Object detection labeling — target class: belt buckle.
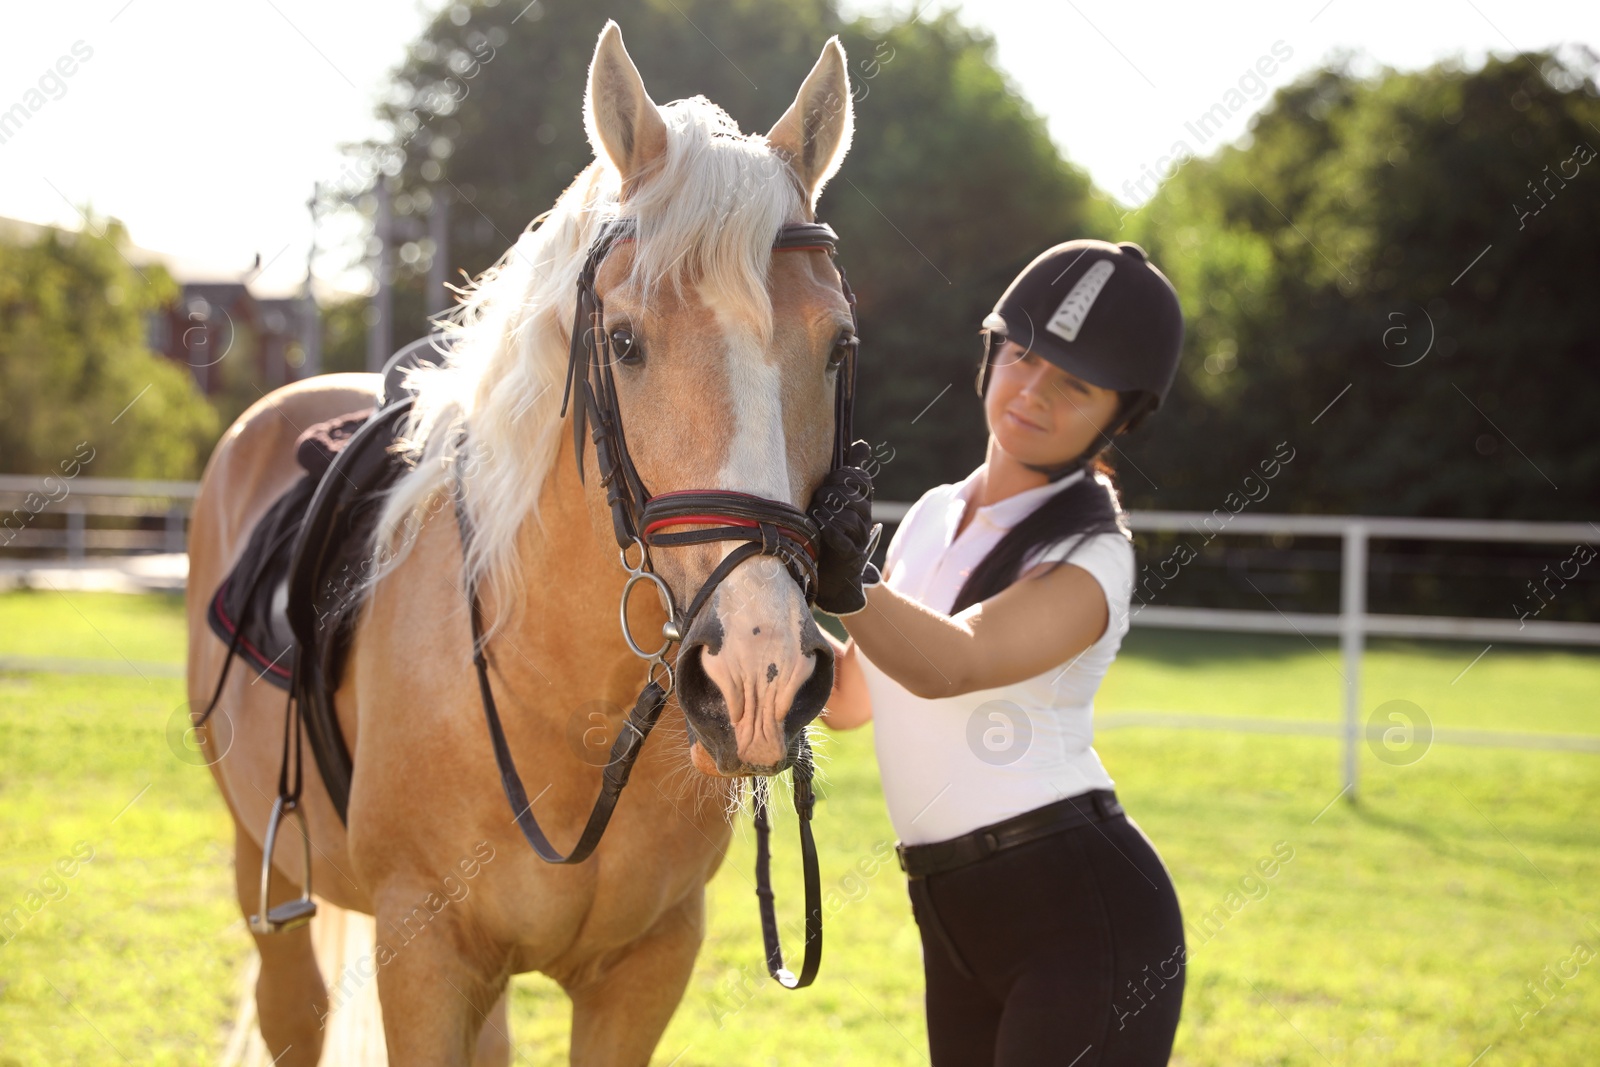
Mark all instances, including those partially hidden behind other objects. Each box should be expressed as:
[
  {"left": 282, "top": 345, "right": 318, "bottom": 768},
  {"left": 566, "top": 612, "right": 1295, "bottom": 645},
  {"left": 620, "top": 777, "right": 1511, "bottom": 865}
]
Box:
[{"left": 894, "top": 842, "right": 912, "bottom": 875}]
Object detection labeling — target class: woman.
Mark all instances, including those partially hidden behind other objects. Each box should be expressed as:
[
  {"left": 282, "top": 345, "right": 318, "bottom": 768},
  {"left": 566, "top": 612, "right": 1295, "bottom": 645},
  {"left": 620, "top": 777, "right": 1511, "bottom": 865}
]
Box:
[{"left": 819, "top": 240, "right": 1188, "bottom": 1065}]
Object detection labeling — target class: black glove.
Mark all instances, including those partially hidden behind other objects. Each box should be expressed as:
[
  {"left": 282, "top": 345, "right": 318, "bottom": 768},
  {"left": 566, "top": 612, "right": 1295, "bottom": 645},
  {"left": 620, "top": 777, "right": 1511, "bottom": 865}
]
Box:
[{"left": 807, "top": 439, "right": 884, "bottom": 616}]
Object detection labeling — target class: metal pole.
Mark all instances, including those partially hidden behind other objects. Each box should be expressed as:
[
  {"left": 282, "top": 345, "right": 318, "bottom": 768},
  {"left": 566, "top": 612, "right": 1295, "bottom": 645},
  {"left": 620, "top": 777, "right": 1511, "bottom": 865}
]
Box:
[
  {"left": 165, "top": 505, "right": 185, "bottom": 553},
  {"left": 302, "top": 182, "right": 322, "bottom": 377},
  {"left": 367, "top": 178, "right": 393, "bottom": 374},
  {"left": 427, "top": 190, "right": 450, "bottom": 319},
  {"left": 1340, "top": 521, "right": 1368, "bottom": 801},
  {"left": 67, "top": 503, "right": 85, "bottom": 562}
]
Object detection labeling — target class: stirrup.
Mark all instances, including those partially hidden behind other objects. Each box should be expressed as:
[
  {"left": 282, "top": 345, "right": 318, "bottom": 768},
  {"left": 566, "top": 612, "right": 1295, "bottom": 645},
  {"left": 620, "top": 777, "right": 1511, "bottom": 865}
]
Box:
[{"left": 248, "top": 795, "right": 318, "bottom": 935}]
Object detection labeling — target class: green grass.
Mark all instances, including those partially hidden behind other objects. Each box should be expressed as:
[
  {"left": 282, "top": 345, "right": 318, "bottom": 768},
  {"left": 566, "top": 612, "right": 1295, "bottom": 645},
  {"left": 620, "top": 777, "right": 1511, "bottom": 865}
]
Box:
[
  {"left": 1100, "top": 629, "right": 1598, "bottom": 736},
  {"left": 1, "top": 591, "right": 1597, "bottom": 1065},
  {"left": 0, "top": 589, "right": 188, "bottom": 665},
  {"left": 0, "top": 670, "right": 240, "bottom": 1065}
]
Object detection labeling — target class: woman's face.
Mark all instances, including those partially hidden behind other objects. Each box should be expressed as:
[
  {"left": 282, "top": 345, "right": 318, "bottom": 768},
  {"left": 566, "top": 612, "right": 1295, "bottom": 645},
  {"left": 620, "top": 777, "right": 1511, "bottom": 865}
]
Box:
[{"left": 983, "top": 339, "right": 1123, "bottom": 469}]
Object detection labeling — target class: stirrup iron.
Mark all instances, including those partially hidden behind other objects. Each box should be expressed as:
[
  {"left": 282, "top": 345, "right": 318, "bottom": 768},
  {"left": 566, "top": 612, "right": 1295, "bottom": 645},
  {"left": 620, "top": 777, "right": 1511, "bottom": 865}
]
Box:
[{"left": 248, "top": 795, "right": 318, "bottom": 935}]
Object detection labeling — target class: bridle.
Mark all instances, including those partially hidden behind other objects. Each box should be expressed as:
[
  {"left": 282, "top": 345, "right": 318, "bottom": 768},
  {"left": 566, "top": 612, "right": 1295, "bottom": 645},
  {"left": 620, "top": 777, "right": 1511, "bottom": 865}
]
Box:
[
  {"left": 563, "top": 217, "right": 857, "bottom": 636},
  {"left": 452, "top": 216, "right": 859, "bottom": 989}
]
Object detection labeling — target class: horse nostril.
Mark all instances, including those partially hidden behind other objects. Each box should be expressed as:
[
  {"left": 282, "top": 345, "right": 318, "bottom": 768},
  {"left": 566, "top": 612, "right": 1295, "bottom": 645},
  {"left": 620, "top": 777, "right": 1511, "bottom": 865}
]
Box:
[
  {"left": 784, "top": 615, "right": 833, "bottom": 735},
  {"left": 676, "top": 605, "right": 733, "bottom": 730},
  {"left": 674, "top": 607, "right": 834, "bottom": 767},
  {"left": 675, "top": 636, "right": 720, "bottom": 715}
]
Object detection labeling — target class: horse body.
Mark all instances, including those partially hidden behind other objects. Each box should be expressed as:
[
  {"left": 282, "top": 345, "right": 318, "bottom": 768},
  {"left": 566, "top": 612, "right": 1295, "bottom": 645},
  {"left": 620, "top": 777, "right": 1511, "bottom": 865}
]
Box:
[
  {"left": 340, "top": 412, "right": 734, "bottom": 1062},
  {"left": 188, "top": 22, "right": 855, "bottom": 1066},
  {"left": 188, "top": 368, "right": 734, "bottom": 1063}
]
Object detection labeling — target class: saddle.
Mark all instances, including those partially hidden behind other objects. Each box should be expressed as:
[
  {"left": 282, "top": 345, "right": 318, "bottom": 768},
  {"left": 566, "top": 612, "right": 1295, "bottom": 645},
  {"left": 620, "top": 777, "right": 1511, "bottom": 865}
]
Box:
[{"left": 205, "top": 334, "right": 452, "bottom": 822}]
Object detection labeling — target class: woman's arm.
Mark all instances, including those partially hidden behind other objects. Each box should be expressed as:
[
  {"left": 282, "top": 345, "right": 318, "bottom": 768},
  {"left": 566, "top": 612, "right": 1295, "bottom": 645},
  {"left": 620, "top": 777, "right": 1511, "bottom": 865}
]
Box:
[
  {"left": 817, "top": 628, "right": 873, "bottom": 729},
  {"left": 840, "top": 560, "right": 1110, "bottom": 700}
]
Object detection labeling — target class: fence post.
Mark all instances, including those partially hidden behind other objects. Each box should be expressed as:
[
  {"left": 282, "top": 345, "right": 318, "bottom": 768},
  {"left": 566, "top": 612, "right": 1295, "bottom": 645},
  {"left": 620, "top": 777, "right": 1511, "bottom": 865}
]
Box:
[
  {"left": 1340, "top": 521, "right": 1368, "bottom": 801},
  {"left": 165, "top": 506, "right": 186, "bottom": 553},
  {"left": 67, "top": 502, "right": 86, "bottom": 562}
]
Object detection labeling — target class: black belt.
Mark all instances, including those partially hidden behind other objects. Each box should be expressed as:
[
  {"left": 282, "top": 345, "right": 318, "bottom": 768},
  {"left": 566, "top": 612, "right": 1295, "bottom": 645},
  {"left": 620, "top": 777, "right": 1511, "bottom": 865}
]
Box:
[{"left": 895, "top": 789, "right": 1125, "bottom": 879}]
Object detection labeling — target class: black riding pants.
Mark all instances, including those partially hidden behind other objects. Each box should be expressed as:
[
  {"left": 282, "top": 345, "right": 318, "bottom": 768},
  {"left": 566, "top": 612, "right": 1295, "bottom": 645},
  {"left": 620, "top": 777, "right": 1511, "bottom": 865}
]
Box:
[{"left": 906, "top": 806, "right": 1186, "bottom": 1066}]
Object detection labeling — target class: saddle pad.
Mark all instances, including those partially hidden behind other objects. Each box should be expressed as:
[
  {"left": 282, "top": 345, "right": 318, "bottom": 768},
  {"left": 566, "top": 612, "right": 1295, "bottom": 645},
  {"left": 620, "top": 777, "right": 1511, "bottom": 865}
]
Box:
[
  {"left": 205, "top": 409, "right": 376, "bottom": 690},
  {"left": 205, "top": 474, "right": 319, "bottom": 690}
]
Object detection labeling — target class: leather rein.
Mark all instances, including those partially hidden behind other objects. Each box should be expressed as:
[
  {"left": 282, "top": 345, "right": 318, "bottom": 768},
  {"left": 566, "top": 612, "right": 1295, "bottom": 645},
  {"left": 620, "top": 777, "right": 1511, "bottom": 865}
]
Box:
[{"left": 451, "top": 217, "right": 859, "bottom": 990}]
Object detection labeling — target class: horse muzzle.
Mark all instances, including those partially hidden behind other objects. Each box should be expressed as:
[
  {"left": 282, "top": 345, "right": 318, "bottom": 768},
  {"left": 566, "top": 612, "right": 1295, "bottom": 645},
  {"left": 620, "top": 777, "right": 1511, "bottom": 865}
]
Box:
[{"left": 673, "top": 586, "right": 834, "bottom": 777}]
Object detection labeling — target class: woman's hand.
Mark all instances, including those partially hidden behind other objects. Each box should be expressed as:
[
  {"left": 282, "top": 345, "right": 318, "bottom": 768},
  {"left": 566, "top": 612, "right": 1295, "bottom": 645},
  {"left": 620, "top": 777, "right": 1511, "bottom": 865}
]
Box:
[
  {"left": 817, "top": 629, "right": 873, "bottom": 730},
  {"left": 808, "top": 440, "right": 883, "bottom": 616}
]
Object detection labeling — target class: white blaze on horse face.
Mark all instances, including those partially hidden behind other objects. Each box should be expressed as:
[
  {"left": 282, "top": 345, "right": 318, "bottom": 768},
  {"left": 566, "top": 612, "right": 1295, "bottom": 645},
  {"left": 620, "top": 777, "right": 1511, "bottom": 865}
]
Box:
[
  {"left": 693, "top": 279, "right": 817, "bottom": 769},
  {"left": 699, "top": 281, "right": 792, "bottom": 504}
]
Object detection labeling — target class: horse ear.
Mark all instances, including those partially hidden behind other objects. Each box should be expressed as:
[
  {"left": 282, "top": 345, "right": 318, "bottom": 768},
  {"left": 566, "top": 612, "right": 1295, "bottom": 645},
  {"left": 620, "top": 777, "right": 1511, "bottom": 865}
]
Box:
[
  {"left": 584, "top": 21, "right": 668, "bottom": 190},
  {"left": 767, "top": 37, "right": 854, "bottom": 208}
]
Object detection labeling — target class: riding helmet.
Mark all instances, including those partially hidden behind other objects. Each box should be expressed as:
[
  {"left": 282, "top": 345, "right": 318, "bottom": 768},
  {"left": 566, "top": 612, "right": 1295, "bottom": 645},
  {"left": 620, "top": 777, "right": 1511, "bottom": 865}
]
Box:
[{"left": 975, "top": 240, "right": 1184, "bottom": 441}]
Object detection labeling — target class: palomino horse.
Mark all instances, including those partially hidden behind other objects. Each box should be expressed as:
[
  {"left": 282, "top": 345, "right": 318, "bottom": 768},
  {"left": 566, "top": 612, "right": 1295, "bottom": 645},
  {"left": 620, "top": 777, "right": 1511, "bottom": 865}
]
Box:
[{"left": 186, "top": 23, "right": 857, "bottom": 1065}]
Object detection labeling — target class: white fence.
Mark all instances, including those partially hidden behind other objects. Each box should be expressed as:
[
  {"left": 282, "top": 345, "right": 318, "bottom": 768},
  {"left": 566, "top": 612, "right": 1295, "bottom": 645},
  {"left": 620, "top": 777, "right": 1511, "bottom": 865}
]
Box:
[
  {"left": 1117, "top": 510, "right": 1599, "bottom": 799},
  {"left": 4, "top": 477, "right": 1596, "bottom": 797},
  {"left": 0, "top": 475, "right": 195, "bottom": 556}
]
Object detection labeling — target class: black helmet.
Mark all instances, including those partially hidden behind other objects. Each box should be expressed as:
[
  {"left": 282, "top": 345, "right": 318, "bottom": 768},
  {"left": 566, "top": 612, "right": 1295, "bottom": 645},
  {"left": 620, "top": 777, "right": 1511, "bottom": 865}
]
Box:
[{"left": 975, "top": 240, "right": 1184, "bottom": 475}]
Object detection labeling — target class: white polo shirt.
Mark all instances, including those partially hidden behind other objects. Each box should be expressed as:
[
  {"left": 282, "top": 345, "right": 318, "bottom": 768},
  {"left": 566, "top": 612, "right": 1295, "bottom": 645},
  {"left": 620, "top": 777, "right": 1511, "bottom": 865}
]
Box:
[{"left": 856, "top": 463, "right": 1136, "bottom": 846}]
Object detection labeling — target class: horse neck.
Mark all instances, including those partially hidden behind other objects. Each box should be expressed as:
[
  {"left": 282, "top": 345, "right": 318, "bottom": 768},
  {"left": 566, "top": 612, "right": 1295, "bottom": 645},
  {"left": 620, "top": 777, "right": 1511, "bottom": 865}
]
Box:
[{"left": 486, "top": 405, "right": 649, "bottom": 702}]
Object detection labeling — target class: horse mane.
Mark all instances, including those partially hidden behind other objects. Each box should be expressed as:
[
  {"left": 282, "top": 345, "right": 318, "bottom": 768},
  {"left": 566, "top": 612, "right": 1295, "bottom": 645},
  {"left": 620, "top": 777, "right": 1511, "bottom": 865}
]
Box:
[{"left": 368, "top": 95, "right": 805, "bottom": 627}]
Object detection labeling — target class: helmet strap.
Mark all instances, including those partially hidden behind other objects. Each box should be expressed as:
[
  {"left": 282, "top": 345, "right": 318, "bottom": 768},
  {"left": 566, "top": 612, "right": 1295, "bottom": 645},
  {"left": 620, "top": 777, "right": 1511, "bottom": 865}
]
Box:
[{"left": 974, "top": 329, "right": 1003, "bottom": 397}]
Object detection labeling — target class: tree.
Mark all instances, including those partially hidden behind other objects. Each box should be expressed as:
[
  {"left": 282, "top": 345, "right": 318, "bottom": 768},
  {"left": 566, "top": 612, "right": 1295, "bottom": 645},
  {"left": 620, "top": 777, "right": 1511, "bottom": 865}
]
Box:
[
  {"left": 827, "top": 14, "right": 1117, "bottom": 497},
  {"left": 319, "top": 294, "right": 371, "bottom": 376},
  {"left": 0, "top": 218, "right": 219, "bottom": 478},
  {"left": 1122, "top": 49, "right": 1600, "bottom": 521},
  {"left": 359, "top": 0, "right": 1110, "bottom": 499}
]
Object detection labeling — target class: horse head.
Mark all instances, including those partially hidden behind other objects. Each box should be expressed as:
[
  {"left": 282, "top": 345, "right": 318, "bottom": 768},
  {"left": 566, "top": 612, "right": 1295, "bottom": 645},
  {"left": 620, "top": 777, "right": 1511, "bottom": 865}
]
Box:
[{"left": 581, "top": 24, "right": 855, "bottom": 778}]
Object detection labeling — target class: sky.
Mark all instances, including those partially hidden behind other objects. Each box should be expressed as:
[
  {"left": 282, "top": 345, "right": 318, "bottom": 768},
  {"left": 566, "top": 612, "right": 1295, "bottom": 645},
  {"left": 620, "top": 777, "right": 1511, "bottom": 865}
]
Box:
[{"left": 0, "top": 0, "right": 1593, "bottom": 299}]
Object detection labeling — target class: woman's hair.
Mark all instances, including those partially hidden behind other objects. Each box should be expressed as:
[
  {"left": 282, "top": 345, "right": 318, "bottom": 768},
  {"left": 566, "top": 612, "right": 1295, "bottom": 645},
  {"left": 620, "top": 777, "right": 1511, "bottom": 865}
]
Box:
[{"left": 947, "top": 396, "right": 1135, "bottom": 615}]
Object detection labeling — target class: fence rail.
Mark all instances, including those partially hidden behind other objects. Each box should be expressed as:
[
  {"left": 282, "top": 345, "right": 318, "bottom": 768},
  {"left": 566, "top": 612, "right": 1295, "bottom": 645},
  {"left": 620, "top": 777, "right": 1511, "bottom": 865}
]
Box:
[
  {"left": 0, "top": 475, "right": 195, "bottom": 556},
  {"left": 0, "top": 475, "right": 200, "bottom": 498},
  {"left": 1111, "top": 510, "right": 1597, "bottom": 798},
  {"left": 3, "top": 478, "right": 1595, "bottom": 797}
]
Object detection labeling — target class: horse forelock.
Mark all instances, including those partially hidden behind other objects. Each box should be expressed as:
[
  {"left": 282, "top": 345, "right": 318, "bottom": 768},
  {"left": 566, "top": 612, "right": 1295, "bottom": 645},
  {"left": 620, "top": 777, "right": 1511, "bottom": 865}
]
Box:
[
  {"left": 621, "top": 96, "right": 804, "bottom": 343},
  {"left": 369, "top": 95, "right": 804, "bottom": 627}
]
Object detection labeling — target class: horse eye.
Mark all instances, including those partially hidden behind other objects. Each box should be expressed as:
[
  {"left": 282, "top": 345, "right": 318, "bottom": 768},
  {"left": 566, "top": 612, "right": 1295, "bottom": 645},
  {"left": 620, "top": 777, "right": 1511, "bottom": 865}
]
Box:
[
  {"left": 610, "top": 327, "right": 642, "bottom": 365},
  {"left": 828, "top": 333, "right": 856, "bottom": 370}
]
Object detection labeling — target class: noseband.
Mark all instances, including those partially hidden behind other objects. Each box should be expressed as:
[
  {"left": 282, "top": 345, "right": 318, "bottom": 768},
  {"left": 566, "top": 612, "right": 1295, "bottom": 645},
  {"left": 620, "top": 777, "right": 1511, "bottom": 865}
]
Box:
[{"left": 453, "top": 217, "right": 858, "bottom": 990}]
